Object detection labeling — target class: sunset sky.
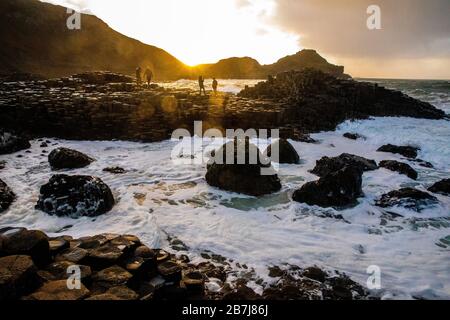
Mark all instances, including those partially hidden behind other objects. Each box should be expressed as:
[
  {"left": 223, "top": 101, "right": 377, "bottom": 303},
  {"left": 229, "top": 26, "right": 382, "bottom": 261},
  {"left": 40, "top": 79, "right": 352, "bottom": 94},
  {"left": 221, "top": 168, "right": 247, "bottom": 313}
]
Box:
[{"left": 42, "top": 0, "right": 450, "bottom": 79}]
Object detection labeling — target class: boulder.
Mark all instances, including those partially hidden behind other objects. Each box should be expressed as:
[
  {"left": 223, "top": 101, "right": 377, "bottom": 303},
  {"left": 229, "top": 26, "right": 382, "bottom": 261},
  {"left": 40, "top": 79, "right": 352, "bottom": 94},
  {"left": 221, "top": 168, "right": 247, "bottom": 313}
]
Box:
[
  {"left": 0, "top": 160, "right": 6, "bottom": 170},
  {"left": 0, "top": 255, "right": 39, "bottom": 300},
  {"left": 377, "top": 144, "right": 419, "bottom": 159},
  {"left": 0, "top": 179, "right": 16, "bottom": 213},
  {"left": 311, "top": 153, "right": 378, "bottom": 177},
  {"left": 376, "top": 188, "right": 438, "bottom": 212},
  {"left": 0, "top": 130, "right": 31, "bottom": 155},
  {"left": 379, "top": 160, "right": 418, "bottom": 180},
  {"left": 293, "top": 166, "right": 363, "bottom": 208},
  {"left": 45, "top": 261, "right": 91, "bottom": 284},
  {"left": 48, "top": 147, "right": 94, "bottom": 170},
  {"left": 157, "top": 261, "right": 182, "bottom": 283},
  {"left": 2, "top": 229, "right": 50, "bottom": 267},
  {"left": 36, "top": 174, "right": 115, "bottom": 218},
  {"left": 343, "top": 133, "right": 364, "bottom": 140},
  {"left": 103, "top": 167, "right": 126, "bottom": 174},
  {"left": 206, "top": 139, "right": 282, "bottom": 196},
  {"left": 264, "top": 139, "right": 300, "bottom": 164},
  {"left": 55, "top": 247, "right": 89, "bottom": 264},
  {"left": 428, "top": 179, "right": 450, "bottom": 196},
  {"left": 25, "top": 280, "right": 90, "bottom": 300}
]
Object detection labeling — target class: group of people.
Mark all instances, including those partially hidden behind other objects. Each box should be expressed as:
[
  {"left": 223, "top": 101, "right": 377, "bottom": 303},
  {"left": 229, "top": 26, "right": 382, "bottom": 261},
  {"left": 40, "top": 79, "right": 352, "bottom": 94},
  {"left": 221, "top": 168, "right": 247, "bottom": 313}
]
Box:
[
  {"left": 135, "top": 68, "right": 219, "bottom": 95},
  {"left": 135, "top": 67, "right": 153, "bottom": 86},
  {"left": 198, "top": 76, "right": 219, "bottom": 96}
]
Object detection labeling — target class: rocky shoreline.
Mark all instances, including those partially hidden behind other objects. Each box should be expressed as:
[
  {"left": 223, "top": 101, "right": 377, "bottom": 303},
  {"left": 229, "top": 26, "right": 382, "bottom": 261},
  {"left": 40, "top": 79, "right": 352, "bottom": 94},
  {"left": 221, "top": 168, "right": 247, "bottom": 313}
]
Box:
[
  {"left": 0, "top": 227, "right": 371, "bottom": 301},
  {"left": 0, "top": 70, "right": 446, "bottom": 143}
]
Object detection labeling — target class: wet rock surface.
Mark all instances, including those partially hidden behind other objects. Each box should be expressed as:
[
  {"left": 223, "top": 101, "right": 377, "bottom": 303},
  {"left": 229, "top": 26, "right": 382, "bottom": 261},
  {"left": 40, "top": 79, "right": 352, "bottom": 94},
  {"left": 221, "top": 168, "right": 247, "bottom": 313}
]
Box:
[
  {"left": 0, "top": 130, "right": 31, "bottom": 155},
  {"left": 0, "top": 71, "right": 445, "bottom": 143},
  {"left": 0, "top": 179, "right": 15, "bottom": 213},
  {"left": 264, "top": 138, "right": 300, "bottom": 164},
  {"left": 206, "top": 139, "right": 282, "bottom": 196},
  {"left": 376, "top": 188, "right": 439, "bottom": 212},
  {"left": 379, "top": 160, "right": 418, "bottom": 180},
  {"left": 48, "top": 147, "right": 94, "bottom": 170},
  {"left": 0, "top": 228, "right": 371, "bottom": 300},
  {"left": 377, "top": 144, "right": 420, "bottom": 159},
  {"left": 428, "top": 179, "right": 450, "bottom": 196},
  {"left": 311, "top": 153, "right": 378, "bottom": 178},
  {"left": 293, "top": 166, "right": 363, "bottom": 208},
  {"left": 36, "top": 174, "right": 115, "bottom": 218},
  {"left": 343, "top": 132, "right": 364, "bottom": 140}
]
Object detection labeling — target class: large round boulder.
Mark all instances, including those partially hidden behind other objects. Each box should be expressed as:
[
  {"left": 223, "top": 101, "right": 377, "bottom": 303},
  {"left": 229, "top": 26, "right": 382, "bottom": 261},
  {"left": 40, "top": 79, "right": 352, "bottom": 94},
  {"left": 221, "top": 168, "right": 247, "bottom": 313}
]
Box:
[
  {"left": 428, "top": 179, "right": 450, "bottom": 196},
  {"left": 206, "top": 139, "right": 282, "bottom": 196},
  {"left": 0, "top": 255, "right": 39, "bottom": 300},
  {"left": 48, "top": 148, "right": 94, "bottom": 170},
  {"left": 376, "top": 188, "right": 438, "bottom": 212},
  {"left": 293, "top": 166, "right": 363, "bottom": 208},
  {"left": 311, "top": 153, "right": 378, "bottom": 177},
  {"left": 0, "top": 179, "right": 16, "bottom": 213},
  {"left": 0, "top": 130, "right": 31, "bottom": 155},
  {"left": 264, "top": 139, "right": 300, "bottom": 164},
  {"left": 36, "top": 174, "right": 115, "bottom": 218}
]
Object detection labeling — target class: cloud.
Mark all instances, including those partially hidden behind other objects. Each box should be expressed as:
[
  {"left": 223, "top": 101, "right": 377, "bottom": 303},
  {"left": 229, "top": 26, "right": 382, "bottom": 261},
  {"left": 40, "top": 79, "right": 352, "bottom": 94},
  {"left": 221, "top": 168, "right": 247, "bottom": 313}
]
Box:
[{"left": 271, "top": 0, "right": 450, "bottom": 60}]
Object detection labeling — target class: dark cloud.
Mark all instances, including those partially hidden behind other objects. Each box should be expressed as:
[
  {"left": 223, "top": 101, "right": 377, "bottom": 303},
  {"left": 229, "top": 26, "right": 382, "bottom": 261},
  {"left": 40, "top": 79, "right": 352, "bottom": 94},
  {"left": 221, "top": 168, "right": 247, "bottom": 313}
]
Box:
[{"left": 272, "top": 0, "right": 450, "bottom": 59}]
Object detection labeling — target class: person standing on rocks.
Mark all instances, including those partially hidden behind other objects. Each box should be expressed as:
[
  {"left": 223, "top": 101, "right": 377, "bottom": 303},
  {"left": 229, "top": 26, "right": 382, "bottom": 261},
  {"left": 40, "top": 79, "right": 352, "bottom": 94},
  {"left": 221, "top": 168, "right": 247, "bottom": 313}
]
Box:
[
  {"left": 135, "top": 67, "right": 142, "bottom": 86},
  {"left": 144, "top": 68, "right": 154, "bottom": 86},
  {"left": 198, "top": 76, "right": 206, "bottom": 96},
  {"left": 212, "top": 78, "right": 218, "bottom": 95}
]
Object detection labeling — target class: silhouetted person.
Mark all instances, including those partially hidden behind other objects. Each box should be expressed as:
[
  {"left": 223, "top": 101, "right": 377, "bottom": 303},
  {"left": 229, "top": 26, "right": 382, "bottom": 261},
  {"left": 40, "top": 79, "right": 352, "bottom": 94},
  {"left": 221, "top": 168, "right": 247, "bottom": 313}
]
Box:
[
  {"left": 136, "top": 67, "right": 142, "bottom": 86},
  {"left": 198, "top": 76, "right": 206, "bottom": 96},
  {"left": 144, "top": 68, "right": 153, "bottom": 86},
  {"left": 212, "top": 78, "right": 218, "bottom": 95}
]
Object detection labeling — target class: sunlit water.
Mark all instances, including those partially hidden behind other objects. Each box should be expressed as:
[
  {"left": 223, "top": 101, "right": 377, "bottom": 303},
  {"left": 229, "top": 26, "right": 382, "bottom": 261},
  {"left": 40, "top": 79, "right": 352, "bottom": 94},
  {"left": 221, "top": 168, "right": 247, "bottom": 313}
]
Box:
[{"left": 1, "top": 79, "right": 449, "bottom": 299}]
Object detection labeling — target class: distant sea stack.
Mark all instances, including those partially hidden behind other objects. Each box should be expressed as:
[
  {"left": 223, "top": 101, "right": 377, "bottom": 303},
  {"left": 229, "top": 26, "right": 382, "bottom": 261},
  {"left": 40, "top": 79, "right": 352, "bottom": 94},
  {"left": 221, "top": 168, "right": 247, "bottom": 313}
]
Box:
[{"left": 0, "top": 0, "right": 349, "bottom": 80}]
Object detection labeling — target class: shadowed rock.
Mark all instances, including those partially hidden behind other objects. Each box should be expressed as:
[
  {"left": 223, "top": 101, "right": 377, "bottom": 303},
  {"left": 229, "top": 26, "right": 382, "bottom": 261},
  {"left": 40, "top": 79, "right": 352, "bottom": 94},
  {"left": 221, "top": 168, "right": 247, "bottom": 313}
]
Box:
[
  {"left": 206, "top": 139, "right": 282, "bottom": 196},
  {"left": 0, "top": 255, "right": 39, "bottom": 300},
  {"left": 377, "top": 144, "right": 420, "bottom": 159},
  {"left": 0, "top": 130, "right": 30, "bottom": 155},
  {"left": 48, "top": 148, "right": 94, "bottom": 170},
  {"left": 0, "top": 179, "right": 15, "bottom": 213},
  {"left": 379, "top": 160, "right": 418, "bottom": 180},
  {"left": 311, "top": 153, "right": 378, "bottom": 177},
  {"left": 376, "top": 188, "right": 438, "bottom": 212},
  {"left": 343, "top": 133, "right": 364, "bottom": 140},
  {"left": 428, "top": 179, "right": 450, "bottom": 196},
  {"left": 293, "top": 166, "right": 363, "bottom": 208},
  {"left": 264, "top": 139, "right": 300, "bottom": 164},
  {"left": 36, "top": 174, "right": 115, "bottom": 218}
]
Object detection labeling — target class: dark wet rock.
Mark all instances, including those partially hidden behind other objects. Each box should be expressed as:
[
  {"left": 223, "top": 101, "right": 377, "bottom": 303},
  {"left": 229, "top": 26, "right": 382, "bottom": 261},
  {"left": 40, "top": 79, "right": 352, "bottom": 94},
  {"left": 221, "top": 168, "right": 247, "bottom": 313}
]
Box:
[
  {"left": 103, "top": 167, "right": 126, "bottom": 174},
  {"left": 2, "top": 229, "right": 50, "bottom": 267},
  {"left": 40, "top": 142, "right": 48, "bottom": 148},
  {"left": 48, "top": 147, "right": 94, "bottom": 170},
  {"left": 377, "top": 144, "right": 420, "bottom": 159},
  {"left": 311, "top": 153, "right": 378, "bottom": 177},
  {"left": 0, "top": 160, "right": 6, "bottom": 170},
  {"left": 264, "top": 139, "right": 300, "bottom": 164},
  {"left": 36, "top": 174, "right": 115, "bottom": 218},
  {"left": 105, "top": 286, "right": 139, "bottom": 300},
  {"left": 86, "top": 243, "right": 126, "bottom": 270},
  {"left": 411, "top": 159, "right": 434, "bottom": 169},
  {"left": 428, "top": 179, "right": 450, "bottom": 196},
  {"left": 376, "top": 188, "right": 439, "bottom": 212},
  {"left": 154, "top": 284, "right": 188, "bottom": 300},
  {"left": 223, "top": 285, "right": 260, "bottom": 300},
  {"left": 55, "top": 247, "right": 89, "bottom": 264},
  {"left": 24, "top": 280, "right": 90, "bottom": 300},
  {"left": 0, "top": 130, "right": 31, "bottom": 155},
  {"left": 302, "top": 267, "right": 327, "bottom": 283},
  {"left": 183, "top": 271, "right": 205, "bottom": 293},
  {"left": 156, "top": 249, "right": 171, "bottom": 264},
  {"left": 0, "top": 255, "right": 39, "bottom": 300},
  {"left": 379, "top": 160, "right": 418, "bottom": 180},
  {"left": 206, "top": 139, "right": 282, "bottom": 196},
  {"left": 343, "top": 133, "right": 364, "bottom": 140},
  {"left": 0, "top": 179, "right": 16, "bottom": 213},
  {"left": 157, "top": 261, "right": 182, "bottom": 283},
  {"left": 48, "top": 239, "right": 70, "bottom": 256},
  {"left": 293, "top": 166, "right": 363, "bottom": 208}
]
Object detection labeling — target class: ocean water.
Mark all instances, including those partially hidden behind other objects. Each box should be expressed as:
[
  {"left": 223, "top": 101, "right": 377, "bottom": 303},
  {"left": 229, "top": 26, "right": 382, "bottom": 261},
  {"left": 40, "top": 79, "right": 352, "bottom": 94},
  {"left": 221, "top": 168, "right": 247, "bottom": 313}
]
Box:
[{"left": 0, "top": 79, "right": 449, "bottom": 299}]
